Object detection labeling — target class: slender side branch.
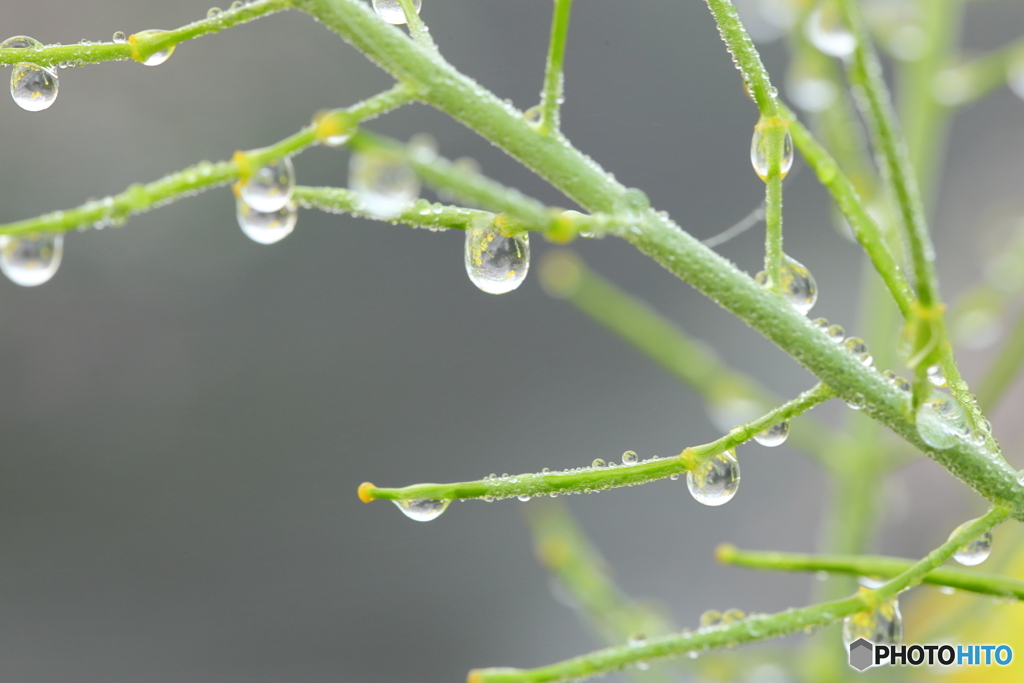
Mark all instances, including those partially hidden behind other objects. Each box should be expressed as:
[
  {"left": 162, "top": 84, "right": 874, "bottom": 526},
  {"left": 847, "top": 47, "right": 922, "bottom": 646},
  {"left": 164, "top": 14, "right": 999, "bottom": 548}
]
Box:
[
  {"left": 717, "top": 545, "right": 1024, "bottom": 601},
  {"left": 296, "top": 187, "right": 492, "bottom": 230},
  {"left": 358, "top": 383, "right": 832, "bottom": 504},
  {"left": 537, "top": 0, "right": 573, "bottom": 136},
  {"left": 933, "top": 36, "right": 1024, "bottom": 108},
  {"left": 703, "top": 0, "right": 779, "bottom": 116},
  {"left": 0, "top": 0, "right": 292, "bottom": 67},
  {"left": 0, "top": 86, "right": 414, "bottom": 236},
  {"left": 395, "top": 0, "right": 436, "bottom": 50}
]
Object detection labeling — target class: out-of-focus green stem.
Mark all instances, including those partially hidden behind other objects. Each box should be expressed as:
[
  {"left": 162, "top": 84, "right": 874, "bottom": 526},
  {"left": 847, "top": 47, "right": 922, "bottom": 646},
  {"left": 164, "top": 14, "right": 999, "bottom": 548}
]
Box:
[{"left": 538, "top": 0, "right": 573, "bottom": 136}]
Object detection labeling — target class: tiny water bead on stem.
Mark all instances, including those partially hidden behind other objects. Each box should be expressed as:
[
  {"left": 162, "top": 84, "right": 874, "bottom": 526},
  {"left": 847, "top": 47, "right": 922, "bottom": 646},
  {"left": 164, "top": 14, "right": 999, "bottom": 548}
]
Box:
[
  {"left": 464, "top": 220, "right": 530, "bottom": 294},
  {"left": 372, "top": 0, "right": 422, "bottom": 25},
  {"left": 0, "top": 232, "right": 63, "bottom": 286},
  {"left": 753, "top": 421, "right": 789, "bottom": 447}
]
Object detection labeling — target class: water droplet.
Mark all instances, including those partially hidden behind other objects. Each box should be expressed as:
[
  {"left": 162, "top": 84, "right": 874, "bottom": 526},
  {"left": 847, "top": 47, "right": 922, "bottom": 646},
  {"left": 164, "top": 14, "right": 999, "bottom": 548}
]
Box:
[
  {"left": 236, "top": 200, "right": 297, "bottom": 244},
  {"left": 841, "top": 599, "right": 902, "bottom": 648},
  {"left": 393, "top": 498, "right": 449, "bottom": 522},
  {"left": 134, "top": 30, "right": 175, "bottom": 66},
  {"left": 949, "top": 523, "right": 992, "bottom": 566},
  {"left": 207, "top": 6, "right": 223, "bottom": 18},
  {"left": 349, "top": 150, "right": 419, "bottom": 219},
  {"left": 231, "top": 0, "right": 244, "bottom": 8},
  {"left": 10, "top": 62, "right": 58, "bottom": 111},
  {"left": 721, "top": 608, "right": 745, "bottom": 623},
  {"left": 927, "top": 365, "right": 946, "bottom": 387},
  {"left": 0, "top": 36, "right": 43, "bottom": 50},
  {"left": 0, "top": 232, "right": 63, "bottom": 286},
  {"left": 916, "top": 391, "right": 968, "bottom": 450},
  {"left": 806, "top": 2, "right": 856, "bottom": 59},
  {"left": 843, "top": 337, "right": 873, "bottom": 366},
  {"left": 669, "top": 473, "right": 680, "bottom": 481},
  {"left": 750, "top": 126, "right": 794, "bottom": 181},
  {"left": 591, "top": 458, "right": 606, "bottom": 468},
  {"left": 517, "top": 494, "right": 531, "bottom": 502},
  {"left": 939, "top": 585, "right": 955, "bottom": 595},
  {"left": 754, "top": 421, "right": 789, "bottom": 447},
  {"left": 700, "top": 610, "right": 722, "bottom": 628},
  {"left": 827, "top": 324, "right": 845, "bottom": 342},
  {"left": 687, "top": 450, "right": 740, "bottom": 506},
  {"left": 112, "top": 31, "right": 127, "bottom": 43},
  {"left": 628, "top": 633, "right": 646, "bottom": 647},
  {"left": 621, "top": 450, "right": 638, "bottom": 465},
  {"left": 812, "top": 317, "right": 829, "bottom": 330},
  {"left": 372, "top": 0, "right": 422, "bottom": 25},
  {"left": 464, "top": 225, "right": 530, "bottom": 295},
  {"left": 755, "top": 255, "right": 818, "bottom": 315},
  {"left": 240, "top": 157, "right": 295, "bottom": 213}
]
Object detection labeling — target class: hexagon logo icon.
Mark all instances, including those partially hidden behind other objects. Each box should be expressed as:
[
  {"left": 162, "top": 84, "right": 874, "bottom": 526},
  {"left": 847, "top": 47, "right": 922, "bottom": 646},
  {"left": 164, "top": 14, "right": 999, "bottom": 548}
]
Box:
[{"left": 849, "top": 638, "right": 874, "bottom": 671}]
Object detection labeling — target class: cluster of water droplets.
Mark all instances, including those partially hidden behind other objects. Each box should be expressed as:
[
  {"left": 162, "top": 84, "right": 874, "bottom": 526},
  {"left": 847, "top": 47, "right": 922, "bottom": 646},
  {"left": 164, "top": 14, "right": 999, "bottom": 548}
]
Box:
[
  {"left": 372, "top": 0, "right": 422, "bottom": 25},
  {"left": 948, "top": 522, "right": 993, "bottom": 567},
  {"left": 237, "top": 157, "right": 297, "bottom": 245},
  {"left": 841, "top": 599, "right": 903, "bottom": 648},
  {"left": 687, "top": 450, "right": 741, "bottom": 506},
  {"left": 755, "top": 255, "right": 818, "bottom": 315}
]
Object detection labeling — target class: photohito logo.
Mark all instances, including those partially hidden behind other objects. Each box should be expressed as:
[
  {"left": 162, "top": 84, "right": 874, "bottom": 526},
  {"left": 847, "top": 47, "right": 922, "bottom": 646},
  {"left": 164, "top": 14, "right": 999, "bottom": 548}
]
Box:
[{"left": 848, "top": 639, "right": 1013, "bottom": 671}]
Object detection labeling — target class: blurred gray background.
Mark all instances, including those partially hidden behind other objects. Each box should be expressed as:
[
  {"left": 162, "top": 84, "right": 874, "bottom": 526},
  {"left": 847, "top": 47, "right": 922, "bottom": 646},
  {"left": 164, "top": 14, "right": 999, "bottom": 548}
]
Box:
[{"left": 0, "top": 0, "right": 1023, "bottom": 681}]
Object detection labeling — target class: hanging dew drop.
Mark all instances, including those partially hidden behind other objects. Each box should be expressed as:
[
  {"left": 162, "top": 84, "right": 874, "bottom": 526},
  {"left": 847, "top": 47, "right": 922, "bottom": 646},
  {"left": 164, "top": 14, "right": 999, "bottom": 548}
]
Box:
[
  {"left": 927, "top": 365, "right": 947, "bottom": 387},
  {"left": 372, "top": 0, "right": 423, "bottom": 25},
  {"left": 916, "top": 391, "right": 968, "bottom": 450},
  {"left": 393, "top": 498, "right": 449, "bottom": 522},
  {"left": 10, "top": 62, "right": 58, "bottom": 111},
  {"left": 240, "top": 157, "right": 295, "bottom": 213},
  {"left": 755, "top": 255, "right": 818, "bottom": 315},
  {"left": 622, "top": 450, "right": 638, "bottom": 465},
  {"left": 843, "top": 337, "right": 873, "bottom": 366},
  {"left": 687, "top": 450, "right": 740, "bottom": 506},
  {"left": 754, "top": 421, "right": 789, "bottom": 447},
  {"left": 236, "top": 200, "right": 297, "bottom": 245},
  {"left": 949, "top": 523, "right": 992, "bottom": 566},
  {"left": 133, "top": 30, "right": 176, "bottom": 66},
  {"left": 805, "top": 1, "right": 856, "bottom": 59},
  {"left": 0, "top": 232, "right": 63, "bottom": 286},
  {"left": 349, "top": 150, "right": 419, "bottom": 219},
  {"left": 841, "top": 599, "right": 902, "bottom": 648},
  {"left": 750, "top": 126, "right": 794, "bottom": 181},
  {"left": 464, "top": 225, "right": 529, "bottom": 295}
]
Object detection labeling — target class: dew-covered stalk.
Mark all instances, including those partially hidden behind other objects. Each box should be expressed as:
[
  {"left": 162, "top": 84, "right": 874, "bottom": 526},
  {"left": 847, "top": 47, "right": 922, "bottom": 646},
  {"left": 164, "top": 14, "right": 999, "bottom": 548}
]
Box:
[
  {"left": 395, "top": 0, "right": 435, "bottom": 49},
  {"left": 718, "top": 545, "right": 1024, "bottom": 601},
  {"left": 538, "top": 0, "right": 573, "bottom": 136}
]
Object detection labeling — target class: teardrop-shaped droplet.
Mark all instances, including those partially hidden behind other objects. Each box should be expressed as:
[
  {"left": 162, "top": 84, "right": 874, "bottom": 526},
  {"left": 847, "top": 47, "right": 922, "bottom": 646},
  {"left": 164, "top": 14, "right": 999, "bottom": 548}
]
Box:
[
  {"left": 927, "top": 365, "right": 946, "bottom": 387},
  {"left": 916, "top": 391, "right": 968, "bottom": 450},
  {"left": 755, "top": 255, "right": 818, "bottom": 315},
  {"left": 754, "top": 421, "right": 789, "bottom": 447},
  {"left": 687, "top": 450, "right": 740, "bottom": 506},
  {"left": 806, "top": 2, "right": 856, "bottom": 59},
  {"left": 236, "top": 200, "right": 297, "bottom": 244},
  {"left": 843, "top": 337, "right": 873, "bottom": 366},
  {"left": 349, "top": 150, "right": 419, "bottom": 219},
  {"left": 372, "top": 0, "right": 423, "bottom": 25},
  {"left": 464, "top": 225, "right": 530, "bottom": 294},
  {"left": 842, "top": 599, "right": 902, "bottom": 647},
  {"left": 750, "top": 126, "right": 794, "bottom": 181},
  {"left": 621, "top": 450, "right": 638, "bottom": 465},
  {"left": 0, "top": 232, "right": 63, "bottom": 286},
  {"left": 11, "top": 62, "right": 58, "bottom": 111},
  {"left": 132, "top": 30, "right": 175, "bottom": 66},
  {"left": 393, "top": 498, "right": 449, "bottom": 522},
  {"left": 949, "top": 523, "right": 992, "bottom": 566},
  {"left": 240, "top": 157, "right": 295, "bottom": 213},
  {"left": 0, "top": 35, "right": 43, "bottom": 50}
]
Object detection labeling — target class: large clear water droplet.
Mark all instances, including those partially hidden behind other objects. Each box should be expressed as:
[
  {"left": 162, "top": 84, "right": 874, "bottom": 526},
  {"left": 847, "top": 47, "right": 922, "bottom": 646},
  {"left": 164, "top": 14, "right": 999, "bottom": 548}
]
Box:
[
  {"left": 372, "top": 0, "right": 422, "bottom": 25},
  {"left": 237, "top": 200, "right": 297, "bottom": 245},
  {"left": 756, "top": 255, "right": 818, "bottom": 315},
  {"left": 806, "top": 2, "right": 856, "bottom": 59},
  {"left": 393, "top": 498, "right": 449, "bottom": 522},
  {"left": 10, "top": 62, "right": 58, "bottom": 111},
  {"left": 841, "top": 599, "right": 902, "bottom": 647},
  {"left": 240, "top": 157, "right": 295, "bottom": 213},
  {"left": 750, "top": 127, "right": 794, "bottom": 181},
  {"left": 916, "top": 391, "right": 968, "bottom": 450},
  {"left": 0, "top": 36, "right": 43, "bottom": 50},
  {"left": 464, "top": 225, "right": 529, "bottom": 294},
  {"left": 0, "top": 232, "right": 63, "bottom": 286},
  {"left": 112, "top": 31, "right": 127, "bottom": 44},
  {"left": 349, "top": 150, "right": 419, "bottom": 219},
  {"left": 949, "top": 523, "right": 992, "bottom": 566},
  {"left": 687, "top": 450, "right": 740, "bottom": 506},
  {"left": 754, "top": 421, "right": 789, "bottom": 447},
  {"left": 622, "top": 450, "right": 638, "bottom": 465}
]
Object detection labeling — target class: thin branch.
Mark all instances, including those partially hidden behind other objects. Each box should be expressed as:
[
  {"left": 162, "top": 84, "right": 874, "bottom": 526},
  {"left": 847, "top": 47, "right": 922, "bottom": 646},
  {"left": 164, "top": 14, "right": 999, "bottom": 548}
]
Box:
[
  {"left": 395, "top": 0, "right": 436, "bottom": 50},
  {"left": 0, "top": 0, "right": 292, "bottom": 68},
  {"left": 538, "top": 0, "right": 573, "bottom": 136},
  {"left": 717, "top": 544, "right": 1024, "bottom": 601}
]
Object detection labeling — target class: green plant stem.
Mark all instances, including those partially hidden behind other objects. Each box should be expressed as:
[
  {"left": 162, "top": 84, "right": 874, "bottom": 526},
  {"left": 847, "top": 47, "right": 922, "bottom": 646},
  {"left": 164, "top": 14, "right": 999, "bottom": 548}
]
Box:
[
  {"left": 538, "top": 0, "right": 573, "bottom": 136},
  {"left": 538, "top": 250, "right": 835, "bottom": 462},
  {"left": 937, "top": 35, "right": 1024, "bottom": 107},
  {"left": 763, "top": 147, "right": 784, "bottom": 291},
  {"left": 296, "top": 187, "right": 491, "bottom": 229},
  {"left": 0, "top": 86, "right": 413, "bottom": 236},
  {"left": 359, "top": 383, "right": 833, "bottom": 504},
  {"left": 295, "top": 0, "right": 1024, "bottom": 521},
  {"left": 977, "top": 308, "right": 1024, "bottom": 413},
  {"left": 0, "top": 0, "right": 292, "bottom": 67},
  {"left": 717, "top": 545, "right": 1024, "bottom": 601},
  {"left": 470, "top": 509, "right": 1008, "bottom": 683},
  {"left": 396, "top": 0, "right": 435, "bottom": 50},
  {"left": 703, "top": 0, "right": 779, "bottom": 117}
]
